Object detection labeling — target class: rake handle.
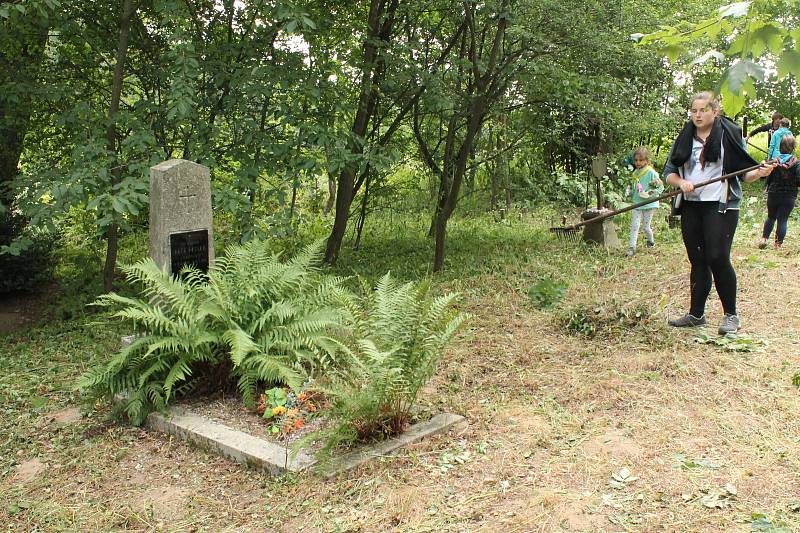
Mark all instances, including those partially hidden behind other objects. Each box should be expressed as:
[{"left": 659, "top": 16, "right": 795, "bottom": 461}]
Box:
[
  {"left": 746, "top": 140, "right": 768, "bottom": 155},
  {"left": 565, "top": 163, "right": 767, "bottom": 231}
]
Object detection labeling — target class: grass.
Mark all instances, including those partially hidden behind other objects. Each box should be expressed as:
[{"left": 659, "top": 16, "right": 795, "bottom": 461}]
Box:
[{"left": 2, "top": 188, "right": 800, "bottom": 531}]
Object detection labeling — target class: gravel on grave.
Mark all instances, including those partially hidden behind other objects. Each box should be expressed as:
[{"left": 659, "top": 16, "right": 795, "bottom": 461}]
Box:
[{"left": 177, "top": 394, "right": 330, "bottom": 451}]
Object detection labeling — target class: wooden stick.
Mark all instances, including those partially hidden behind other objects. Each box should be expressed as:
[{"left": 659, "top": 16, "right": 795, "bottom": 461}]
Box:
[{"left": 562, "top": 163, "right": 767, "bottom": 231}]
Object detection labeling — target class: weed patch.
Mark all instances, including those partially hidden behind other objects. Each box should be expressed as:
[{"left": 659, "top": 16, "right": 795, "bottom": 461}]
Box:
[
  {"left": 528, "top": 278, "right": 567, "bottom": 309},
  {"left": 558, "top": 299, "right": 661, "bottom": 339},
  {"left": 693, "top": 333, "right": 767, "bottom": 352}
]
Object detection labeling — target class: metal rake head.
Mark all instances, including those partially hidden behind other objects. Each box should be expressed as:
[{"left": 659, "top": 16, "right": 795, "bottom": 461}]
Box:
[
  {"left": 549, "top": 215, "right": 581, "bottom": 242},
  {"left": 549, "top": 226, "right": 581, "bottom": 242}
]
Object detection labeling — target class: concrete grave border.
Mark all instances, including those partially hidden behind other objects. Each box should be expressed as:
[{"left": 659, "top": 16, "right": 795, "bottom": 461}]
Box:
[
  {"left": 122, "top": 336, "right": 467, "bottom": 475},
  {"left": 143, "top": 407, "right": 466, "bottom": 476}
]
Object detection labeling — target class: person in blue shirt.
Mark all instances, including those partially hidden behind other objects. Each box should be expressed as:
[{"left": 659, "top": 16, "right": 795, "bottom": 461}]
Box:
[
  {"left": 767, "top": 118, "right": 792, "bottom": 161},
  {"left": 746, "top": 112, "right": 783, "bottom": 147}
]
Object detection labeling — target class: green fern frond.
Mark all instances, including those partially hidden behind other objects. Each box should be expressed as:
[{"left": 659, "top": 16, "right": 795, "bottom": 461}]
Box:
[
  {"left": 163, "top": 358, "right": 193, "bottom": 401},
  {"left": 287, "top": 239, "right": 325, "bottom": 272},
  {"left": 136, "top": 358, "right": 171, "bottom": 388},
  {"left": 235, "top": 370, "right": 259, "bottom": 408},
  {"left": 223, "top": 327, "right": 258, "bottom": 366}
]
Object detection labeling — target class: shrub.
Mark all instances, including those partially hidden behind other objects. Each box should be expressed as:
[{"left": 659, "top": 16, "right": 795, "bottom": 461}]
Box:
[
  {"left": 77, "top": 240, "right": 349, "bottom": 424},
  {"left": 305, "top": 273, "right": 468, "bottom": 459},
  {"left": 0, "top": 209, "right": 58, "bottom": 294}
]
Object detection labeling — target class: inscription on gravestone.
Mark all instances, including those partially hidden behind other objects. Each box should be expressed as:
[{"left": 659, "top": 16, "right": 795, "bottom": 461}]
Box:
[
  {"left": 149, "top": 159, "right": 215, "bottom": 274},
  {"left": 170, "top": 230, "right": 209, "bottom": 273}
]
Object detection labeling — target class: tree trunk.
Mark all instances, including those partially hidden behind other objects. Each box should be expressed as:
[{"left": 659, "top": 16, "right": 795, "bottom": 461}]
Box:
[
  {"left": 324, "top": 0, "right": 398, "bottom": 264},
  {"left": 489, "top": 130, "right": 499, "bottom": 210},
  {"left": 353, "top": 170, "right": 371, "bottom": 250},
  {"left": 428, "top": 1, "right": 510, "bottom": 271},
  {"left": 323, "top": 175, "right": 336, "bottom": 215},
  {"left": 289, "top": 183, "right": 297, "bottom": 220},
  {"left": 325, "top": 165, "right": 357, "bottom": 263},
  {"left": 432, "top": 210, "right": 448, "bottom": 272},
  {"left": 102, "top": 0, "right": 136, "bottom": 293}
]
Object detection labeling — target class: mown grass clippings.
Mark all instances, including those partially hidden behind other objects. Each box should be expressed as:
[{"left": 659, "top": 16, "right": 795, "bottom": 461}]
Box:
[{"left": 558, "top": 299, "right": 662, "bottom": 340}]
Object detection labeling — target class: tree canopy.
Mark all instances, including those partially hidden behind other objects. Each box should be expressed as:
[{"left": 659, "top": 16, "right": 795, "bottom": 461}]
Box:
[{"left": 1, "top": 0, "right": 795, "bottom": 281}]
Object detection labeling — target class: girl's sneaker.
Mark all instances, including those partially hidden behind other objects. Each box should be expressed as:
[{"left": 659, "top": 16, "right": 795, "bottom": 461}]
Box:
[
  {"left": 758, "top": 238, "right": 768, "bottom": 249},
  {"left": 626, "top": 247, "right": 635, "bottom": 257},
  {"left": 646, "top": 240, "right": 655, "bottom": 248},
  {"left": 775, "top": 241, "right": 783, "bottom": 249},
  {"left": 718, "top": 314, "right": 740, "bottom": 335},
  {"left": 668, "top": 313, "right": 706, "bottom": 327}
]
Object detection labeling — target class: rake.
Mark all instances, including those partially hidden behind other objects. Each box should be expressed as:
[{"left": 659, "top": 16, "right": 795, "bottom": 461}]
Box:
[{"left": 550, "top": 163, "right": 767, "bottom": 242}]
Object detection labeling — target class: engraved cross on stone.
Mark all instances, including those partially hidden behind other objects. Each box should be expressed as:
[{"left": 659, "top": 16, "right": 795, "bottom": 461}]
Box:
[{"left": 178, "top": 185, "right": 197, "bottom": 215}]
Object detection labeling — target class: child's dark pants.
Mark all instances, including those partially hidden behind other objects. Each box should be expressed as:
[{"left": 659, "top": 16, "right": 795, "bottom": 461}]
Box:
[{"left": 762, "top": 195, "right": 796, "bottom": 244}]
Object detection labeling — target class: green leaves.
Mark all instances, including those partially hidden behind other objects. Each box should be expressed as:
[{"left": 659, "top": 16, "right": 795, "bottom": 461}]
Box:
[
  {"left": 750, "top": 513, "right": 792, "bottom": 532},
  {"left": 528, "top": 278, "right": 567, "bottom": 309},
  {"left": 77, "top": 239, "right": 350, "bottom": 422},
  {"left": 166, "top": 40, "right": 199, "bottom": 122},
  {"left": 303, "top": 272, "right": 468, "bottom": 462},
  {"left": 693, "top": 332, "right": 767, "bottom": 352},
  {"left": 776, "top": 49, "right": 800, "bottom": 80},
  {"left": 719, "top": 59, "right": 764, "bottom": 115},
  {"left": 638, "top": 1, "right": 797, "bottom": 116}
]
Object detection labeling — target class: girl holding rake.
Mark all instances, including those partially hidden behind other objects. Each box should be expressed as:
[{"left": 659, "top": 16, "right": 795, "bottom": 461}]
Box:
[{"left": 663, "top": 91, "right": 776, "bottom": 335}]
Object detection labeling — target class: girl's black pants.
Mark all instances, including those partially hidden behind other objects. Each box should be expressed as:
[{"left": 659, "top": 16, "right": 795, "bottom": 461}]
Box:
[{"left": 680, "top": 201, "right": 739, "bottom": 317}]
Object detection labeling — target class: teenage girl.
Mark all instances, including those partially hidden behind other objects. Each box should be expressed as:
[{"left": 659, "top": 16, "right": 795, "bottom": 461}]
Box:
[{"left": 663, "top": 91, "right": 776, "bottom": 335}]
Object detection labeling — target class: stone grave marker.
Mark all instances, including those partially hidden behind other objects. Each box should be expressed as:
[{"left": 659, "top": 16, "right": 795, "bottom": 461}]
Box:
[
  {"left": 581, "top": 155, "right": 621, "bottom": 249},
  {"left": 149, "top": 159, "right": 215, "bottom": 274}
]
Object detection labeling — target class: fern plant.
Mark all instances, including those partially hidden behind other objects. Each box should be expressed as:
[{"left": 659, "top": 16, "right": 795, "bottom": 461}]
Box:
[
  {"left": 77, "top": 261, "right": 221, "bottom": 425},
  {"left": 307, "top": 273, "right": 468, "bottom": 458},
  {"left": 202, "top": 239, "right": 349, "bottom": 407},
  {"left": 78, "top": 239, "right": 350, "bottom": 423}
]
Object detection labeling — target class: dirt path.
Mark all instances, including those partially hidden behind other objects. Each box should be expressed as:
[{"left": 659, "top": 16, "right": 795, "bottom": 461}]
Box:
[{"left": 2, "top": 237, "right": 799, "bottom": 532}]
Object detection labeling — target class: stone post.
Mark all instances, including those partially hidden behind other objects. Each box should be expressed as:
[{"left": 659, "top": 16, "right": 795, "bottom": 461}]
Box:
[{"left": 149, "top": 159, "right": 215, "bottom": 274}]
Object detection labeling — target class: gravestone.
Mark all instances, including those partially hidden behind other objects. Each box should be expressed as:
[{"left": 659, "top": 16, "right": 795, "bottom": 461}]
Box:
[
  {"left": 581, "top": 208, "right": 622, "bottom": 249},
  {"left": 149, "top": 159, "right": 215, "bottom": 274},
  {"left": 581, "top": 154, "right": 621, "bottom": 249}
]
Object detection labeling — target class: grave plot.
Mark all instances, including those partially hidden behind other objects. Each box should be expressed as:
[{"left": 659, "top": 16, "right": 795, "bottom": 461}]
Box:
[
  {"left": 138, "top": 393, "right": 466, "bottom": 475},
  {"left": 115, "top": 337, "right": 467, "bottom": 476},
  {"left": 81, "top": 159, "right": 469, "bottom": 476}
]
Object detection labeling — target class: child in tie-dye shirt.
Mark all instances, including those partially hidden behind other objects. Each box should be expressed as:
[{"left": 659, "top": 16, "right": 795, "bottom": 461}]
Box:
[{"left": 627, "top": 146, "right": 663, "bottom": 257}]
